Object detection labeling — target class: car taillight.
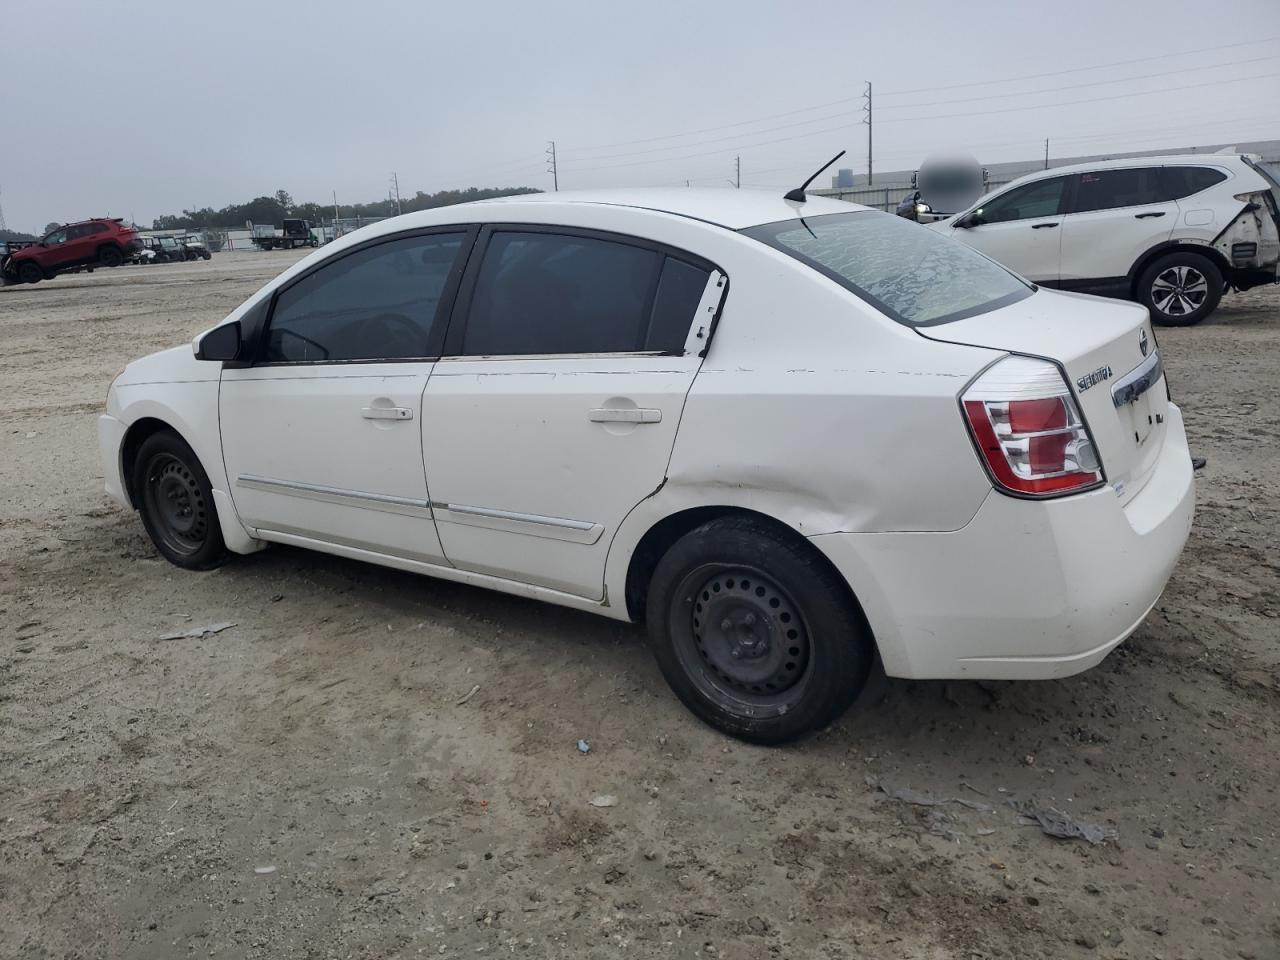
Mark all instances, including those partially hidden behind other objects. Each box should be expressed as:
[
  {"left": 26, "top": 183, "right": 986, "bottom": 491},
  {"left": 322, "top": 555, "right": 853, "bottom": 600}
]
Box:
[{"left": 961, "top": 356, "right": 1103, "bottom": 498}]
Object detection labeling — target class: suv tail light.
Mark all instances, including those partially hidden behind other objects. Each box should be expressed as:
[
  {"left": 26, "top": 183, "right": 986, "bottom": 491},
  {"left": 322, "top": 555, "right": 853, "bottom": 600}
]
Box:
[{"left": 961, "top": 356, "right": 1103, "bottom": 497}]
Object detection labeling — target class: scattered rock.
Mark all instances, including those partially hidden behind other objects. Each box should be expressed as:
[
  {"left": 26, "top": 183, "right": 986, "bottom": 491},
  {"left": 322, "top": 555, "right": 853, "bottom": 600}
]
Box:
[
  {"left": 1152, "top": 916, "right": 1170, "bottom": 936},
  {"left": 1074, "top": 932, "right": 1098, "bottom": 949},
  {"left": 589, "top": 795, "right": 618, "bottom": 808}
]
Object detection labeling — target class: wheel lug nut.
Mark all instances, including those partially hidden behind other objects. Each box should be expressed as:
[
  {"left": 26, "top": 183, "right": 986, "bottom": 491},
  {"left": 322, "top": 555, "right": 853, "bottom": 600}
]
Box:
[
  {"left": 730, "top": 646, "right": 742, "bottom": 659},
  {"left": 744, "top": 613, "right": 757, "bottom": 627},
  {"left": 720, "top": 618, "right": 733, "bottom": 632}
]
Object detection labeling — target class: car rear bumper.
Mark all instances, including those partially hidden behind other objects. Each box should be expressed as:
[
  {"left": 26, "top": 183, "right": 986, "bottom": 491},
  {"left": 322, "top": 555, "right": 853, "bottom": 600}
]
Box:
[
  {"left": 98, "top": 414, "right": 130, "bottom": 508},
  {"left": 809, "top": 403, "right": 1195, "bottom": 680}
]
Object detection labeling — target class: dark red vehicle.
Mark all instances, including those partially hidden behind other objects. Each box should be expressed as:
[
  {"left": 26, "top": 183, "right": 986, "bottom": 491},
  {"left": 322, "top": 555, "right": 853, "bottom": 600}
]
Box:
[{"left": 1, "top": 218, "right": 142, "bottom": 284}]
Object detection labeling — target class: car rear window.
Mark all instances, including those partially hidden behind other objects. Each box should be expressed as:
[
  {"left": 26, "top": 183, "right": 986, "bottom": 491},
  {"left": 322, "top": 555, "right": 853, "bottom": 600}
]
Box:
[
  {"left": 1159, "top": 166, "right": 1228, "bottom": 200},
  {"left": 742, "top": 211, "right": 1032, "bottom": 327}
]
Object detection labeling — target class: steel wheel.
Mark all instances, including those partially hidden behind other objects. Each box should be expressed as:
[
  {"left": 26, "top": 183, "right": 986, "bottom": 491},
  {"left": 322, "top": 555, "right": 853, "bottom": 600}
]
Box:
[
  {"left": 141, "top": 452, "right": 210, "bottom": 558},
  {"left": 1150, "top": 265, "right": 1208, "bottom": 319},
  {"left": 671, "top": 564, "right": 814, "bottom": 718}
]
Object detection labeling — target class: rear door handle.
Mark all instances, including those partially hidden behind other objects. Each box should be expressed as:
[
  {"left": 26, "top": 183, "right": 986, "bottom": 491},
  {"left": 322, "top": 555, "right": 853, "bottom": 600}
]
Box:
[
  {"left": 1031, "top": 222, "right": 1059, "bottom": 229},
  {"left": 362, "top": 406, "right": 413, "bottom": 421},
  {"left": 1135, "top": 211, "right": 1167, "bottom": 219},
  {"left": 588, "top": 407, "right": 662, "bottom": 423}
]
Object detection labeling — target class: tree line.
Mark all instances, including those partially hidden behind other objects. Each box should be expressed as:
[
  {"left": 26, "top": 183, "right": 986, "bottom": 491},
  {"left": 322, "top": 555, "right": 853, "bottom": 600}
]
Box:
[{"left": 151, "top": 186, "right": 541, "bottom": 231}]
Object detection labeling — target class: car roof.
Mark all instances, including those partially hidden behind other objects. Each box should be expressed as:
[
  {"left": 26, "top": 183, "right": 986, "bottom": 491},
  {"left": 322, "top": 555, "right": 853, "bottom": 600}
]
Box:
[
  {"left": 457, "top": 188, "right": 865, "bottom": 230},
  {"left": 993, "top": 153, "right": 1249, "bottom": 193}
]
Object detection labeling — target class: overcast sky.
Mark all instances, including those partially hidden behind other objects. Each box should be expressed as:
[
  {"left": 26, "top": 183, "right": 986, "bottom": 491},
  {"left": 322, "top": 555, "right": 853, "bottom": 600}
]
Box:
[{"left": 3, "top": 0, "right": 1277, "bottom": 231}]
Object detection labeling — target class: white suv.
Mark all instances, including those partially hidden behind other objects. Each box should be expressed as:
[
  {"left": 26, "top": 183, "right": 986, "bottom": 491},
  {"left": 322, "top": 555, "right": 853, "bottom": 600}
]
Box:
[
  {"left": 929, "top": 154, "right": 1280, "bottom": 325},
  {"left": 100, "top": 189, "right": 1194, "bottom": 743}
]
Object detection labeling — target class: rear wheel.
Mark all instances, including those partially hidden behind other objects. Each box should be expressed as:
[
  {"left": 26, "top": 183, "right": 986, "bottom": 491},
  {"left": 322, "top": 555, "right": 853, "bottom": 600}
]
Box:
[
  {"left": 1138, "top": 252, "right": 1222, "bottom": 326},
  {"left": 646, "top": 516, "right": 873, "bottom": 744},
  {"left": 133, "top": 431, "right": 228, "bottom": 570},
  {"left": 18, "top": 261, "right": 43, "bottom": 284},
  {"left": 98, "top": 245, "right": 124, "bottom": 268}
]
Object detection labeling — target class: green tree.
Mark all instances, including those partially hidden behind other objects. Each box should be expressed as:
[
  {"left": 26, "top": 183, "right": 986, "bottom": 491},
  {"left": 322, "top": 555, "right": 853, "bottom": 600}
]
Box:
[
  {"left": 43, "top": 221, "right": 61, "bottom": 235},
  {"left": 274, "top": 189, "right": 294, "bottom": 212},
  {"left": 0, "top": 228, "right": 36, "bottom": 242}
]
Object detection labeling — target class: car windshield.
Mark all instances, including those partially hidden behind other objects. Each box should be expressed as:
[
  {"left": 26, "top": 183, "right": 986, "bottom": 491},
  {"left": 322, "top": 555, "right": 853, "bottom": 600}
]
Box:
[{"left": 743, "top": 210, "right": 1032, "bottom": 326}]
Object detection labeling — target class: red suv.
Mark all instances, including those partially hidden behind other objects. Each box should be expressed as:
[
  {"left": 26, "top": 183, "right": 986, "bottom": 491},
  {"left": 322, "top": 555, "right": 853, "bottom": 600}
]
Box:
[{"left": 2, "top": 218, "right": 143, "bottom": 285}]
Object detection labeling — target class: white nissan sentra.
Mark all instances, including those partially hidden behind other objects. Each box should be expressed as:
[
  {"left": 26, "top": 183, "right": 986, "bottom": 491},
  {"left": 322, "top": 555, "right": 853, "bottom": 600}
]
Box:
[{"left": 99, "top": 188, "right": 1195, "bottom": 743}]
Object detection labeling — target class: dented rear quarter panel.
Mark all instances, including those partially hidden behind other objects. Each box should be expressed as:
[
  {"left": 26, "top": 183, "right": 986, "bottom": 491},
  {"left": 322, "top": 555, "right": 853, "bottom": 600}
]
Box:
[{"left": 603, "top": 244, "right": 1001, "bottom": 610}]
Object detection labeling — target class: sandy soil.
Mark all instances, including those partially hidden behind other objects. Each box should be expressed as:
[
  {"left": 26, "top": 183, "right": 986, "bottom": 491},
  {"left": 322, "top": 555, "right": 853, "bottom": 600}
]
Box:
[{"left": 1, "top": 251, "right": 1277, "bottom": 960}]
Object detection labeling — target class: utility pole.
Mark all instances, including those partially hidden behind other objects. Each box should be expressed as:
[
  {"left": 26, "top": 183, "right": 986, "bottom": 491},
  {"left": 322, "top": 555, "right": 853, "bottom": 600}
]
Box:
[
  {"left": 862, "top": 82, "right": 873, "bottom": 186},
  {"left": 1044, "top": 138, "right": 1050, "bottom": 169},
  {"left": 735, "top": 155, "right": 741, "bottom": 188},
  {"left": 546, "top": 141, "right": 558, "bottom": 191},
  {"left": 0, "top": 185, "right": 6, "bottom": 232},
  {"left": 390, "top": 172, "right": 402, "bottom": 215}
]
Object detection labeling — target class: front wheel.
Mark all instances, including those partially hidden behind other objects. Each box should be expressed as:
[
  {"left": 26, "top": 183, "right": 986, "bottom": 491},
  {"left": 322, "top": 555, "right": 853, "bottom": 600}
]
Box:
[
  {"left": 133, "top": 431, "right": 229, "bottom": 570},
  {"left": 1138, "top": 252, "right": 1222, "bottom": 326},
  {"left": 646, "top": 516, "right": 873, "bottom": 744},
  {"left": 18, "top": 261, "right": 43, "bottom": 284}
]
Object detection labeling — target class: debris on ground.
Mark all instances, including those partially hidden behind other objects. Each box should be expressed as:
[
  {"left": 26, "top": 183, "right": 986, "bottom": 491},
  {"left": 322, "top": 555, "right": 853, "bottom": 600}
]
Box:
[
  {"left": 577, "top": 739, "right": 591, "bottom": 754},
  {"left": 1008, "top": 799, "right": 1116, "bottom": 846},
  {"left": 253, "top": 865, "right": 276, "bottom": 875},
  {"left": 588, "top": 795, "right": 618, "bottom": 808},
  {"left": 455, "top": 684, "right": 481, "bottom": 705},
  {"left": 157, "top": 622, "right": 236, "bottom": 641},
  {"left": 867, "top": 776, "right": 994, "bottom": 812}
]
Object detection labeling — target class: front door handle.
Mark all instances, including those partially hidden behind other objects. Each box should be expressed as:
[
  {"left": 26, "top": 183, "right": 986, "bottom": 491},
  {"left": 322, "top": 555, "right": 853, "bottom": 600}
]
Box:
[
  {"left": 1135, "top": 211, "right": 1167, "bottom": 219},
  {"left": 361, "top": 406, "right": 413, "bottom": 421},
  {"left": 588, "top": 407, "right": 662, "bottom": 424},
  {"left": 1031, "top": 222, "right": 1059, "bottom": 229}
]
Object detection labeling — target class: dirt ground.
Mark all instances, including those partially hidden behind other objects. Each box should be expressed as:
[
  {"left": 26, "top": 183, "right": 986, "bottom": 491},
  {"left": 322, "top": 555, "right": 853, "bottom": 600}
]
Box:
[{"left": 1, "top": 250, "right": 1277, "bottom": 960}]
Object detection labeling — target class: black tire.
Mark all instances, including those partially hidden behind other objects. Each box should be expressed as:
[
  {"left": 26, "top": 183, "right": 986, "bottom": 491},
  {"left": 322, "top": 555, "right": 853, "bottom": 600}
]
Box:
[
  {"left": 98, "top": 245, "right": 124, "bottom": 268},
  {"left": 201, "top": 251, "right": 211, "bottom": 260},
  {"left": 1138, "top": 252, "right": 1222, "bottom": 327},
  {"left": 18, "top": 261, "right": 43, "bottom": 284},
  {"left": 133, "top": 430, "right": 229, "bottom": 570},
  {"left": 646, "top": 516, "right": 873, "bottom": 744}
]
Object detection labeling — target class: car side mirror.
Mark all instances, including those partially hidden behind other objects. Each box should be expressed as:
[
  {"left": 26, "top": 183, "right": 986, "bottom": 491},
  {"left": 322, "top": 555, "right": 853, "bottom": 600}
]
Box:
[
  {"left": 958, "top": 212, "right": 983, "bottom": 229},
  {"left": 195, "top": 321, "right": 242, "bottom": 362}
]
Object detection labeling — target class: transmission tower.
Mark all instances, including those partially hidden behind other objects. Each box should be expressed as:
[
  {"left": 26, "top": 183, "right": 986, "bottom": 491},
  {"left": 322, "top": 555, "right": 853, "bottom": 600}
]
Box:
[
  {"left": 862, "top": 82, "right": 873, "bottom": 186},
  {"left": 0, "top": 185, "right": 7, "bottom": 232}
]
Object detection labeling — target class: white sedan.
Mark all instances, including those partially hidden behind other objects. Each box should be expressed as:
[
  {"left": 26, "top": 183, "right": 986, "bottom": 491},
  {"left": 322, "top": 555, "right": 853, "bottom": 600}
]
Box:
[{"left": 99, "top": 188, "right": 1195, "bottom": 743}]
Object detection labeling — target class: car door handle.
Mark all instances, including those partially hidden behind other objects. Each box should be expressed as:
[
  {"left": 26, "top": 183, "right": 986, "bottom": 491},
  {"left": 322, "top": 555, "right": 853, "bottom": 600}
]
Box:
[
  {"left": 361, "top": 406, "right": 413, "bottom": 421},
  {"left": 1031, "top": 222, "right": 1059, "bottom": 229},
  {"left": 1135, "top": 211, "right": 1167, "bottom": 219},
  {"left": 588, "top": 407, "right": 662, "bottom": 423}
]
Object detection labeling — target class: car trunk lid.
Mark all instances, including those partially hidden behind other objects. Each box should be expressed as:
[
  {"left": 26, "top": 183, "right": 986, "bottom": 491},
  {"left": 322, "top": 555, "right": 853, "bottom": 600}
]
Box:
[{"left": 920, "top": 288, "right": 1168, "bottom": 504}]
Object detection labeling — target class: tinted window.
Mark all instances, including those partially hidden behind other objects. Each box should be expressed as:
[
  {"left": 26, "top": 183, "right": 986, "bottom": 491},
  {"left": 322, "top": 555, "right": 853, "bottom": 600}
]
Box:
[
  {"left": 1160, "top": 166, "right": 1228, "bottom": 201},
  {"left": 67, "top": 224, "right": 91, "bottom": 240},
  {"left": 975, "top": 177, "right": 1067, "bottom": 224},
  {"left": 646, "top": 258, "right": 712, "bottom": 353},
  {"left": 463, "top": 232, "right": 665, "bottom": 356},
  {"left": 744, "top": 211, "right": 1032, "bottom": 327},
  {"left": 44, "top": 229, "right": 68, "bottom": 245},
  {"left": 1072, "top": 167, "right": 1163, "bottom": 212},
  {"left": 266, "top": 232, "right": 464, "bottom": 362}
]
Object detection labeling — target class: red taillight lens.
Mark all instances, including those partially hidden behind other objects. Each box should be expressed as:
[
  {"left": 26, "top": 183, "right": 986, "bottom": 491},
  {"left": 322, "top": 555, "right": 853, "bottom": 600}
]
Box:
[{"left": 962, "top": 357, "right": 1103, "bottom": 498}]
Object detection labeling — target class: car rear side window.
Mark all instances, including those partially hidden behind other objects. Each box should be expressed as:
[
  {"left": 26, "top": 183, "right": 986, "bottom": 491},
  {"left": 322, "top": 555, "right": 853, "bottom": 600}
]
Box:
[
  {"left": 1071, "top": 167, "right": 1163, "bottom": 212},
  {"left": 1159, "top": 166, "right": 1228, "bottom": 200},
  {"left": 744, "top": 211, "right": 1032, "bottom": 327},
  {"left": 264, "top": 232, "right": 465, "bottom": 362},
  {"left": 462, "top": 231, "right": 680, "bottom": 356}
]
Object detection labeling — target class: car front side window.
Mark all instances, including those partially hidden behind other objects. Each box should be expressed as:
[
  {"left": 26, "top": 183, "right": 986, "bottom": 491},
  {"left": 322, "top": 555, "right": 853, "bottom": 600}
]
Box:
[
  {"left": 973, "top": 177, "right": 1067, "bottom": 224},
  {"left": 460, "top": 231, "right": 706, "bottom": 357},
  {"left": 44, "top": 229, "right": 68, "bottom": 245},
  {"left": 264, "top": 232, "right": 466, "bottom": 363}
]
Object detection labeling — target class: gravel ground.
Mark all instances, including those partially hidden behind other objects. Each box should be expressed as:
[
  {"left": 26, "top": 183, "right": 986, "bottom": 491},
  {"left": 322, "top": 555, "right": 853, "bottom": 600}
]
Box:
[{"left": 1, "top": 251, "right": 1277, "bottom": 959}]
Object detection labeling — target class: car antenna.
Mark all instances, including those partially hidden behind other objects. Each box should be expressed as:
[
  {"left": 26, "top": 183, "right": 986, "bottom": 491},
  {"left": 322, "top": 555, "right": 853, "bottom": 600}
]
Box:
[{"left": 784, "top": 150, "right": 846, "bottom": 203}]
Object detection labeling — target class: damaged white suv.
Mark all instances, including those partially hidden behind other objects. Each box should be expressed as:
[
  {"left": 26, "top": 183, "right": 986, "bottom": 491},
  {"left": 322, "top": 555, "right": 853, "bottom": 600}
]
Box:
[
  {"left": 930, "top": 153, "right": 1280, "bottom": 325},
  {"left": 100, "top": 188, "right": 1195, "bottom": 743}
]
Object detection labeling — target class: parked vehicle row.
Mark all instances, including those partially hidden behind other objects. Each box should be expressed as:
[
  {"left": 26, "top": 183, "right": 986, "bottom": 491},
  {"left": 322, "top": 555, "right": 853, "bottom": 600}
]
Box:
[
  {"left": 928, "top": 153, "right": 1280, "bottom": 325},
  {"left": 100, "top": 188, "right": 1195, "bottom": 743},
  {"left": 249, "top": 218, "right": 319, "bottom": 250}
]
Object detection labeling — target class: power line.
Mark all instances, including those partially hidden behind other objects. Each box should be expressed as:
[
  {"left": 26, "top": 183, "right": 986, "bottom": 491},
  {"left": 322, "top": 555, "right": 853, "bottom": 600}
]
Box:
[
  {"left": 880, "top": 54, "right": 1279, "bottom": 110},
  {"left": 878, "top": 34, "right": 1280, "bottom": 97},
  {"left": 875, "top": 70, "right": 1280, "bottom": 125}
]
